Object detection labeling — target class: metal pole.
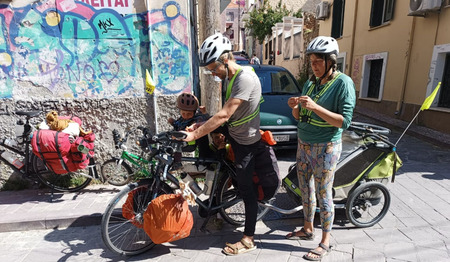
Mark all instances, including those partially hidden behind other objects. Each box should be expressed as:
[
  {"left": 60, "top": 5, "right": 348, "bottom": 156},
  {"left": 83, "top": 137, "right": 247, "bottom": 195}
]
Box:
[{"left": 238, "top": 3, "right": 240, "bottom": 51}]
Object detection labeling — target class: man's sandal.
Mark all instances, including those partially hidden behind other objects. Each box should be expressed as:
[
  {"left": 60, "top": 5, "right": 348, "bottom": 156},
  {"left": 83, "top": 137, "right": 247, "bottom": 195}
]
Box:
[
  {"left": 285, "top": 228, "right": 315, "bottom": 240},
  {"left": 303, "top": 243, "right": 331, "bottom": 261},
  {"left": 222, "top": 238, "right": 256, "bottom": 256}
]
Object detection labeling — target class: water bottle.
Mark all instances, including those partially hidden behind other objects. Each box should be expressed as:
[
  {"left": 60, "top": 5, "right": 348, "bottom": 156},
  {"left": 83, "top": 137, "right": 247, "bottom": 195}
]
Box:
[
  {"left": 180, "top": 172, "right": 202, "bottom": 195},
  {"left": 15, "top": 120, "right": 24, "bottom": 137},
  {"left": 204, "top": 170, "right": 215, "bottom": 195},
  {"left": 1, "top": 151, "right": 24, "bottom": 169},
  {"left": 77, "top": 144, "right": 90, "bottom": 154}
]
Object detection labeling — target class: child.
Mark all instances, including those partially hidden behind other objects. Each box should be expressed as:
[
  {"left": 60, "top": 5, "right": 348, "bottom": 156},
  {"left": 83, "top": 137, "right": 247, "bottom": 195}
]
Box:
[
  {"left": 209, "top": 131, "right": 234, "bottom": 163},
  {"left": 168, "top": 93, "right": 208, "bottom": 132},
  {"left": 168, "top": 93, "right": 209, "bottom": 155}
]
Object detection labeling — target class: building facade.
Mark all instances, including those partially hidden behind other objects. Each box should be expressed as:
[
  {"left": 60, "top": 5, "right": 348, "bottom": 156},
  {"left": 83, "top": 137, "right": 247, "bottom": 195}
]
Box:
[{"left": 318, "top": 0, "right": 450, "bottom": 134}]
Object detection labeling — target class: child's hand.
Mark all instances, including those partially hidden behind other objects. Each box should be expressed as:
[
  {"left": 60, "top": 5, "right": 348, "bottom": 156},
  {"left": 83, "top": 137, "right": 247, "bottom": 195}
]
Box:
[
  {"left": 216, "top": 141, "right": 226, "bottom": 150},
  {"left": 199, "top": 106, "right": 206, "bottom": 114}
]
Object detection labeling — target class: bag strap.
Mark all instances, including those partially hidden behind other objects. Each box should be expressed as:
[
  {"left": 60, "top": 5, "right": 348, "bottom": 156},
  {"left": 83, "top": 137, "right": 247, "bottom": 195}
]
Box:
[
  {"left": 35, "top": 130, "right": 53, "bottom": 172},
  {"left": 391, "top": 151, "right": 398, "bottom": 183},
  {"left": 54, "top": 131, "right": 69, "bottom": 172}
]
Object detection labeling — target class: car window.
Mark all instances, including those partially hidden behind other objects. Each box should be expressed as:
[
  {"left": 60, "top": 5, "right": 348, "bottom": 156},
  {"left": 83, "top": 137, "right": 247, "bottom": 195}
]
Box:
[
  {"left": 270, "top": 71, "right": 300, "bottom": 94},
  {"left": 236, "top": 59, "right": 250, "bottom": 65},
  {"left": 256, "top": 72, "right": 271, "bottom": 93}
]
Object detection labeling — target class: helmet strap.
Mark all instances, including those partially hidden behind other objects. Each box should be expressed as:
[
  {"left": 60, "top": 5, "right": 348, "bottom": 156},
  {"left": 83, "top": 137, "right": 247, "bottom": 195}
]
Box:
[
  {"left": 319, "top": 56, "right": 334, "bottom": 83},
  {"left": 225, "top": 63, "right": 229, "bottom": 80}
]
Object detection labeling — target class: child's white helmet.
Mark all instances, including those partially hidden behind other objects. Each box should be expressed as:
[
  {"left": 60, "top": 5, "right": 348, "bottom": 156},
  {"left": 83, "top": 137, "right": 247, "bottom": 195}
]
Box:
[
  {"left": 199, "top": 33, "right": 232, "bottom": 66},
  {"left": 306, "top": 36, "right": 339, "bottom": 55}
]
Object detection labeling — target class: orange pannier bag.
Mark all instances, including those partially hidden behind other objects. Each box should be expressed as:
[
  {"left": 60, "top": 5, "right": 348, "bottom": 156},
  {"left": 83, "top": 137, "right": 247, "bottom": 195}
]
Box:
[
  {"left": 122, "top": 188, "right": 149, "bottom": 228},
  {"left": 143, "top": 194, "right": 194, "bottom": 244}
]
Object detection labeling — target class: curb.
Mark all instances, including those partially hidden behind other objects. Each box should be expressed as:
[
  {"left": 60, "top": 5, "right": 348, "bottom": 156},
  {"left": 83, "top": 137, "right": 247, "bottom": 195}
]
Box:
[{"left": 0, "top": 214, "right": 102, "bottom": 233}]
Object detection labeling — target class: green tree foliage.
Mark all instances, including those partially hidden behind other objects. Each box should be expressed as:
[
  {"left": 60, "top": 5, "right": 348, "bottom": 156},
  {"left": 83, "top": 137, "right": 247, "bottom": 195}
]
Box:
[{"left": 245, "top": 0, "right": 302, "bottom": 44}]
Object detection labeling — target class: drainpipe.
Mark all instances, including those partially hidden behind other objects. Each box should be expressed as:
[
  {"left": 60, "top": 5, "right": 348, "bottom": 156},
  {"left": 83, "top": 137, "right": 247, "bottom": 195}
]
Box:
[
  {"left": 348, "top": 0, "right": 358, "bottom": 78},
  {"left": 396, "top": 17, "right": 416, "bottom": 114}
]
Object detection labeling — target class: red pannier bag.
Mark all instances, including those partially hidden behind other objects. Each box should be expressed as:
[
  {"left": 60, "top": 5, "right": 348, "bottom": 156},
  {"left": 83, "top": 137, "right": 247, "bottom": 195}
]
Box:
[
  {"left": 143, "top": 194, "right": 194, "bottom": 244},
  {"left": 67, "top": 132, "right": 95, "bottom": 171},
  {"left": 31, "top": 129, "right": 72, "bottom": 174}
]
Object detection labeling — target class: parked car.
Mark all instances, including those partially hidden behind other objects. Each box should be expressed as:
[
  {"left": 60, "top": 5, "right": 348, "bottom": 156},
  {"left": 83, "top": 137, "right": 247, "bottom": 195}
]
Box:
[
  {"left": 220, "top": 64, "right": 301, "bottom": 148},
  {"left": 251, "top": 65, "right": 301, "bottom": 149},
  {"left": 234, "top": 55, "right": 250, "bottom": 65}
]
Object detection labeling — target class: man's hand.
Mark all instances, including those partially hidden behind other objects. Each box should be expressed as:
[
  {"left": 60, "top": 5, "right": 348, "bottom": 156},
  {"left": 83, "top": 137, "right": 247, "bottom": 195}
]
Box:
[
  {"left": 186, "top": 121, "right": 204, "bottom": 132},
  {"left": 181, "top": 131, "right": 196, "bottom": 142}
]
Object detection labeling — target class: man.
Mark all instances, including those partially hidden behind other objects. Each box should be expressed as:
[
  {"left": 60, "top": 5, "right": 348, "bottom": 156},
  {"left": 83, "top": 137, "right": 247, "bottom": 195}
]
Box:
[
  {"left": 182, "top": 33, "right": 262, "bottom": 256},
  {"left": 250, "top": 53, "right": 260, "bottom": 65}
]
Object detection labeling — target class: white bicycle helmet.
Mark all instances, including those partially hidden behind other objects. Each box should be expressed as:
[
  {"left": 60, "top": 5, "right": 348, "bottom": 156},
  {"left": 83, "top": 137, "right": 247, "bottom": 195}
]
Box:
[
  {"left": 306, "top": 36, "right": 339, "bottom": 55},
  {"left": 199, "top": 33, "right": 232, "bottom": 66}
]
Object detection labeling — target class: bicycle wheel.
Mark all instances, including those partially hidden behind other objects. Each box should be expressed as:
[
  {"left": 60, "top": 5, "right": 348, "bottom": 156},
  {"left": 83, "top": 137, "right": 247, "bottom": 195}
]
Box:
[
  {"left": 345, "top": 182, "right": 391, "bottom": 228},
  {"left": 101, "top": 158, "right": 133, "bottom": 186},
  {"left": 217, "top": 171, "right": 271, "bottom": 226},
  {"left": 101, "top": 179, "right": 173, "bottom": 256},
  {"left": 32, "top": 155, "right": 92, "bottom": 192}
]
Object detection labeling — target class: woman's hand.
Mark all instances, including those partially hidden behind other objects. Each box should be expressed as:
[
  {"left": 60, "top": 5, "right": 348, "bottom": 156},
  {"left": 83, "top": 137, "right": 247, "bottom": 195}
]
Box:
[
  {"left": 288, "top": 97, "right": 300, "bottom": 109},
  {"left": 298, "top": 96, "right": 317, "bottom": 111}
]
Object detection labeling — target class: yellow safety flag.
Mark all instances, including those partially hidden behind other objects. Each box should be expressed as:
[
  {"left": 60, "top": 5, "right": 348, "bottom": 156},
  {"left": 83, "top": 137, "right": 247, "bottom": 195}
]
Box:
[
  {"left": 420, "top": 82, "right": 441, "bottom": 111},
  {"left": 145, "top": 69, "right": 155, "bottom": 95}
]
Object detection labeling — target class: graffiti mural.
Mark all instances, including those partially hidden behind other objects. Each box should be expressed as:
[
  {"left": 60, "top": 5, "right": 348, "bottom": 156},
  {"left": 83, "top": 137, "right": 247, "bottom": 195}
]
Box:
[
  {"left": 0, "top": 0, "right": 192, "bottom": 99},
  {"left": 148, "top": 1, "right": 192, "bottom": 95}
]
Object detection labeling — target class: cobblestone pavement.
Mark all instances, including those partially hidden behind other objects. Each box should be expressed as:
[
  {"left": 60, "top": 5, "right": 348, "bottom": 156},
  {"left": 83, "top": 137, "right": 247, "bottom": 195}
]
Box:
[{"left": 0, "top": 113, "right": 449, "bottom": 261}]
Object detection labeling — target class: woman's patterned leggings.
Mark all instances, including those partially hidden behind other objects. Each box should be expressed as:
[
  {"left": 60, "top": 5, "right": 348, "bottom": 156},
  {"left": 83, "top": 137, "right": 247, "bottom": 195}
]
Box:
[{"left": 296, "top": 138, "right": 342, "bottom": 232}]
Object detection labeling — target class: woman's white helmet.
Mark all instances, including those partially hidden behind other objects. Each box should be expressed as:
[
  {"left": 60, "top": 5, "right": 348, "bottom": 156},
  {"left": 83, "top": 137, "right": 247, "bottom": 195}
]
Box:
[
  {"left": 199, "top": 33, "right": 232, "bottom": 66},
  {"left": 306, "top": 36, "right": 339, "bottom": 55}
]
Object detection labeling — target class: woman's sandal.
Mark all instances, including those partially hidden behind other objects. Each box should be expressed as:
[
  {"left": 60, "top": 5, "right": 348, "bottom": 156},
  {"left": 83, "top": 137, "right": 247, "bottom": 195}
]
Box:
[
  {"left": 285, "top": 227, "right": 315, "bottom": 240},
  {"left": 222, "top": 238, "right": 256, "bottom": 256},
  {"left": 303, "top": 243, "right": 331, "bottom": 261}
]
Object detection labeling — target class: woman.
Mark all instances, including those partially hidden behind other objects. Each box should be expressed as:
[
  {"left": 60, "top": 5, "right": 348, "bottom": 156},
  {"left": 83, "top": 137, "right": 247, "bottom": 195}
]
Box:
[{"left": 286, "top": 36, "right": 356, "bottom": 261}]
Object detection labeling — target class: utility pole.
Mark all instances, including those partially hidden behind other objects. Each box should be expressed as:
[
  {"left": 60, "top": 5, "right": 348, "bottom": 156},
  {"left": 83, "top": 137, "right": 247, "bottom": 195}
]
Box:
[{"left": 197, "top": 0, "right": 221, "bottom": 115}]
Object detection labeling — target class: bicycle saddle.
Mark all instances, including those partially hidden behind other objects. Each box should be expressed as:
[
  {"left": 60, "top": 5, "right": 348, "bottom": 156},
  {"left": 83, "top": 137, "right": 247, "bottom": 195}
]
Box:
[{"left": 15, "top": 111, "right": 41, "bottom": 118}]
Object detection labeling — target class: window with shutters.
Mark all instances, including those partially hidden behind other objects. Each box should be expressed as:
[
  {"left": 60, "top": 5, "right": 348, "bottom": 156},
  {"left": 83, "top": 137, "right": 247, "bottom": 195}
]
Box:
[
  {"left": 331, "top": 0, "right": 345, "bottom": 39},
  {"left": 370, "top": 0, "right": 395, "bottom": 28}
]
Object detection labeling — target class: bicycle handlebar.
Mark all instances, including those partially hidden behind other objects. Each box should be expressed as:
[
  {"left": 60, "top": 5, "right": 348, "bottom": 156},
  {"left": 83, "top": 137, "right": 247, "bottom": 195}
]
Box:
[
  {"left": 363, "top": 133, "right": 396, "bottom": 148},
  {"left": 348, "top": 122, "right": 391, "bottom": 135}
]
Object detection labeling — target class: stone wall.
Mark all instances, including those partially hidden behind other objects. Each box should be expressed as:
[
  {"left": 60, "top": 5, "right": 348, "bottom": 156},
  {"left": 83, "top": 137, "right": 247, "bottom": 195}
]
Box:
[{"left": 0, "top": 95, "right": 180, "bottom": 188}]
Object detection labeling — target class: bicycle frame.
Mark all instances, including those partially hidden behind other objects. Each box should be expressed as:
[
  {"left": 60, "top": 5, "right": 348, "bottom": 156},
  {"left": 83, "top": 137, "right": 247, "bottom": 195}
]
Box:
[
  {"left": 180, "top": 157, "right": 242, "bottom": 220},
  {"left": 142, "top": 136, "right": 245, "bottom": 232},
  {"left": 119, "top": 150, "right": 154, "bottom": 177}
]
